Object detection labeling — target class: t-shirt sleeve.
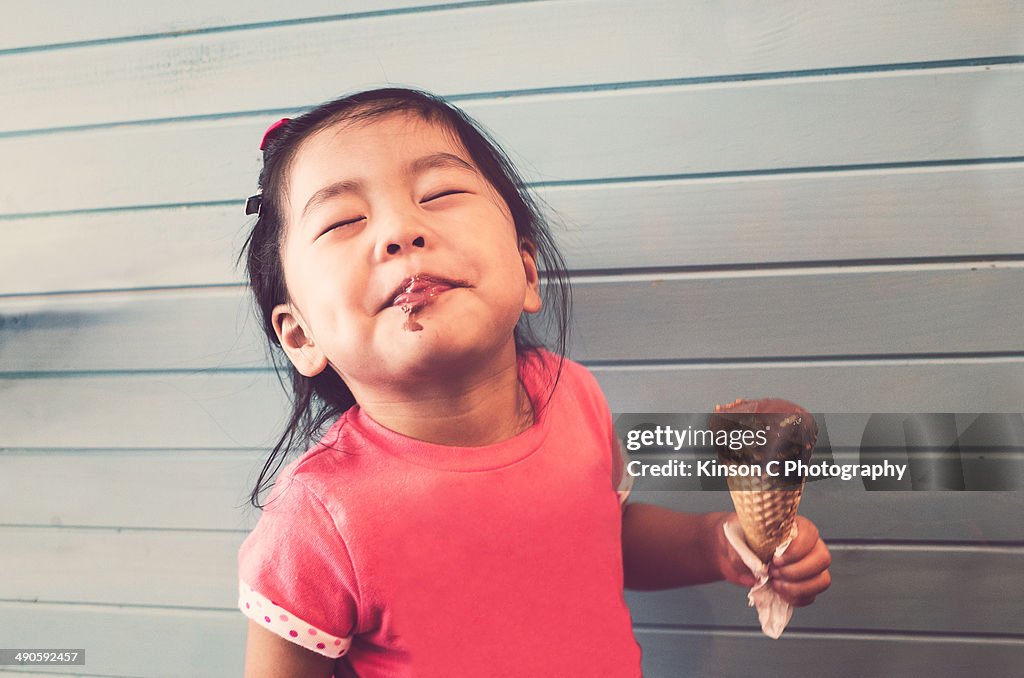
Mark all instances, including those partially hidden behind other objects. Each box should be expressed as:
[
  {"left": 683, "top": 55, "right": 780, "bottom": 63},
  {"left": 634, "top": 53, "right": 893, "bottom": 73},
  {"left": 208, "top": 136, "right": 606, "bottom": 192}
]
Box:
[
  {"left": 238, "top": 474, "right": 359, "bottom": 659},
  {"left": 567, "top": 358, "right": 633, "bottom": 508}
]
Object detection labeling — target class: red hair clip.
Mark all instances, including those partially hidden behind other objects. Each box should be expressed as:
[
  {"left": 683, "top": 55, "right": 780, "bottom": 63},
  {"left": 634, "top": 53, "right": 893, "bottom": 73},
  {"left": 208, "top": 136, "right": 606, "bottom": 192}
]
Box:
[
  {"left": 259, "top": 117, "right": 291, "bottom": 151},
  {"left": 246, "top": 118, "right": 292, "bottom": 215}
]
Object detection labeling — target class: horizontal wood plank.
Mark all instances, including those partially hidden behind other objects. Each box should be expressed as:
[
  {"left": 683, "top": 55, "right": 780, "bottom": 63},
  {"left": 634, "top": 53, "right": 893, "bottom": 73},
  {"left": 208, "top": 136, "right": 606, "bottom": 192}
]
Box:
[
  {"left": 0, "top": 602, "right": 243, "bottom": 678},
  {"left": 0, "top": 371, "right": 291, "bottom": 449},
  {"left": 2, "top": 527, "right": 244, "bottom": 609},
  {"left": 570, "top": 265, "right": 1024, "bottom": 361},
  {"left": 3, "top": 450, "right": 1021, "bottom": 537},
  {"left": 1, "top": 358, "right": 1022, "bottom": 449},
  {"left": 4, "top": 163, "right": 1024, "bottom": 295},
  {"left": 3, "top": 203, "right": 251, "bottom": 295},
  {"left": 3, "top": 527, "right": 1022, "bottom": 634},
  {"left": 2, "top": 67, "right": 1023, "bottom": 215},
  {"left": 1, "top": 265, "right": 1021, "bottom": 371},
  {"left": 2, "top": 0, "right": 460, "bottom": 51},
  {"left": 0, "top": 287, "right": 268, "bottom": 372},
  {"left": 0, "top": 672, "right": 90, "bottom": 678},
  {"left": 0, "top": 451, "right": 264, "bottom": 531},
  {"left": 635, "top": 628, "right": 1024, "bottom": 678},
  {"left": 625, "top": 544, "right": 1024, "bottom": 632},
  {"left": 590, "top": 358, "right": 1024, "bottom": 413},
  {"left": 4, "top": 1, "right": 1022, "bottom": 133}
]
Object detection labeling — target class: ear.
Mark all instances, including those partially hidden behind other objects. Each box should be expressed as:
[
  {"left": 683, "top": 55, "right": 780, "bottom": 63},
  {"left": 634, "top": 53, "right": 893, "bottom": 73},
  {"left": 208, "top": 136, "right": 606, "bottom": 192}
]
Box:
[
  {"left": 272, "top": 303, "right": 328, "bottom": 377},
  {"left": 519, "top": 240, "right": 543, "bottom": 314}
]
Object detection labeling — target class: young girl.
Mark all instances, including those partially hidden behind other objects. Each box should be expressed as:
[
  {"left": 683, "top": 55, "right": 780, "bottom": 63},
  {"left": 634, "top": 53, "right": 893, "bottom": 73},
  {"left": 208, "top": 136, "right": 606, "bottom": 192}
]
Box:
[{"left": 236, "top": 88, "right": 831, "bottom": 677}]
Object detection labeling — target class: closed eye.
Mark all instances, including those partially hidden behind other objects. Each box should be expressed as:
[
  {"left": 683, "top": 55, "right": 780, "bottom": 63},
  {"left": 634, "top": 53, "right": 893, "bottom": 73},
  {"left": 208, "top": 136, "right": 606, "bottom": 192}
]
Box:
[
  {"left": 423, "top": 190, "right": 467, "bottom": 202},
  {"left": 319, "top": 216, "right": 365, "bottom": 238}
]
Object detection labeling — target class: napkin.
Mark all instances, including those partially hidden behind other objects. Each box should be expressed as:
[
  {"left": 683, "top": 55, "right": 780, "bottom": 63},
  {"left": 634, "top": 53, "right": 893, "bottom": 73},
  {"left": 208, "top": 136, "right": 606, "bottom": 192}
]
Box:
[{"left": 723, "top": 519, "right": 798, "bottom": 639}]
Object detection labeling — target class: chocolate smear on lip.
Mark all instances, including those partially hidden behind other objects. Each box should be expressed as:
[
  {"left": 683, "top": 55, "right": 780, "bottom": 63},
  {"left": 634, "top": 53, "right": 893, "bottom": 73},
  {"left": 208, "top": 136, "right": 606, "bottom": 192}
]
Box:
[
  {"left": 393, "top": 274, "right": 456, "bottom": 332},
  {"left": 401, "top": 303, "right": 423, "bottom": 332}
]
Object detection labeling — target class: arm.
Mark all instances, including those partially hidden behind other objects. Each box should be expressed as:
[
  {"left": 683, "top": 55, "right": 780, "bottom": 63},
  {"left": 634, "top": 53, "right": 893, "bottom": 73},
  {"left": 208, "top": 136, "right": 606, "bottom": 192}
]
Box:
[
  {"left": 244, "top": 620, "right": 337, "bottom": 678},
  {"left": 238, "top": 480, "right": 360, "bottom": 676},
  {"left": 621, "top": 502, "right": 742, "bottom": 590},
  {"left": 621, "top": 502, "right": 832, "bottom": 605}
]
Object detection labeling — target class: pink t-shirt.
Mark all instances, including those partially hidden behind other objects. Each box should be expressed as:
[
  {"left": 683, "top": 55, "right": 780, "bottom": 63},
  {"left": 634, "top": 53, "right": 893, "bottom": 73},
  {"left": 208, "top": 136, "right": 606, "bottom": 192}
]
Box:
[{"left": 238, "top": 349, "right": 640, "bottom": 677}]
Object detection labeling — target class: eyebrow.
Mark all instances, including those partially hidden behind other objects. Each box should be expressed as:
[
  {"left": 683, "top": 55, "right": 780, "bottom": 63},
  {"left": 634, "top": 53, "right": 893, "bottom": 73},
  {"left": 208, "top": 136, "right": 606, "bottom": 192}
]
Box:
[{"left": 300, "top": 152, "right": 477, "bottom": 220}]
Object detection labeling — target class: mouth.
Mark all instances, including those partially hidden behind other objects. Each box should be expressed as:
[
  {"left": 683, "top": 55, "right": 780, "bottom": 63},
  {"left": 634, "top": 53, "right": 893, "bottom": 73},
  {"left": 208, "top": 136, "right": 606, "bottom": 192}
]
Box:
[{"left": 382, "top": 274, "right": 469, "bottom": 312}]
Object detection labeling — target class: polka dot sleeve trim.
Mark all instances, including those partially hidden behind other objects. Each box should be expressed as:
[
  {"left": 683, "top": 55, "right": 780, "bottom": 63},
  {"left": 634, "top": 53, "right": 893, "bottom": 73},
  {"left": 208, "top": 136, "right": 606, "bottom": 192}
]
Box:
[{"left": 238, "top": 579, "right": 353, "bottom": 659}]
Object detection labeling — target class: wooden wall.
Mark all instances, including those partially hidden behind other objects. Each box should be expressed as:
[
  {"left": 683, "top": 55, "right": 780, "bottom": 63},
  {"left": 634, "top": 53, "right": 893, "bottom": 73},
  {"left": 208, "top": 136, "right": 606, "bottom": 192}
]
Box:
[{"left": 1, "top": 1, "right": 1022, "bottom": 675}]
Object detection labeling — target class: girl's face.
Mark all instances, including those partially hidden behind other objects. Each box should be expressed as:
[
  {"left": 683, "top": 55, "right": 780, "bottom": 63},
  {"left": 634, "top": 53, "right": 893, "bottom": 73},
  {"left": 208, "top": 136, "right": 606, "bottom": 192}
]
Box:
[{"left": 272, "top": 112, "right": 542, "bottom": 400}]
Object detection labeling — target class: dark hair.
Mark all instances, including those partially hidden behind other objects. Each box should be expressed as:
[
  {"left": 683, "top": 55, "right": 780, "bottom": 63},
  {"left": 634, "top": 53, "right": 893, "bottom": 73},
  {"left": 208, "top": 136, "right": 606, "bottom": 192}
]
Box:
[{"left": 237, "top": 87, "right": 572, "bottom": 510}]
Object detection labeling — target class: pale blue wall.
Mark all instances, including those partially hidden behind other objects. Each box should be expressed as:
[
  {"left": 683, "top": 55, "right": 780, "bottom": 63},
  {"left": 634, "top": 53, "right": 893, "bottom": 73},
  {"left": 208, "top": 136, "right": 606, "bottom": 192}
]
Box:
[{"left": 2, "top": 2, "right": 1023, "bottom": 676}]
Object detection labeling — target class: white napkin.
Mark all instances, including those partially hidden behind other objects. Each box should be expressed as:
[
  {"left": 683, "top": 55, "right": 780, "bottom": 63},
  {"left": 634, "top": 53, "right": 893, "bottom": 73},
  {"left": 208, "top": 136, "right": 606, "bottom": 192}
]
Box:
[{"left": 722, "top": 520, "right": 798, "bottom": 639}]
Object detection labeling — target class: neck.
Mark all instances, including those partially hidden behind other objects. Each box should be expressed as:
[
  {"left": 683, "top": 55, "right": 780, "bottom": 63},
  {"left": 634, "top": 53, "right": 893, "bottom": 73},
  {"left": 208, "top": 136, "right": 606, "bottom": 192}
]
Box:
[{"left": 351, "top": 347, "right": 536, "bottom": 447}]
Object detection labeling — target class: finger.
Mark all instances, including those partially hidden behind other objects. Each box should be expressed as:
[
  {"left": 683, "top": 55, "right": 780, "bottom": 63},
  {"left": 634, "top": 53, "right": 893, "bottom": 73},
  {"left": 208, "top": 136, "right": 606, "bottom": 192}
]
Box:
[
  {"left": 773, "top": 516, "right": 820, "bottom": 566},
  {"left": 724, "top": 542, "right": 758, "bottom": 588},
  {"left": 772, "top": 569, "right": 831, "bottom": 606},
  {"left": 722, "top": 543, "right": 756, "bottom": 586},
  {"left": 770, "top": 539, "right": 831, "bottom": 581},
  {"left": 784, "top": 593, "right": 817, "bottom": 607},
  {"left": 734, "top": 571, "right": 757, "bottom": 588},
  {"left": 726, "top": 553, "right": 757, "bottom": 587},
  {"left": 718, "top": 513, "right": 759, "bottom": 587}
]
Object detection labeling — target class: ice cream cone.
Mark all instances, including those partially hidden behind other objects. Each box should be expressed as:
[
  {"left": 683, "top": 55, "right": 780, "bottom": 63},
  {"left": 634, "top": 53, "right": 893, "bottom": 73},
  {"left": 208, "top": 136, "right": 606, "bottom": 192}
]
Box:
[
  {"left": 709, "top": 398, "right": 818, "bottom": 563},
  {"left": 726, "top": 472, "right": 805, "bottom": 563}
]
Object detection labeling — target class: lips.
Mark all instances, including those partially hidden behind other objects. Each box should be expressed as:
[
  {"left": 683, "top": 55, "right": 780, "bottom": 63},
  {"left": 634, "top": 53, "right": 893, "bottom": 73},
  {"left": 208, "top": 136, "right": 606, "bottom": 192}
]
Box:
[{"left": 384, "top": 274, "right": 467, "bottom": 311}]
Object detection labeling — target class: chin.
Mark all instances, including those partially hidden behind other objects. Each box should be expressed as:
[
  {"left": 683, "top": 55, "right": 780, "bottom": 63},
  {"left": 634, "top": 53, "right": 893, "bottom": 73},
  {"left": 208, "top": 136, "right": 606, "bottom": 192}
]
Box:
[{"left": 396, "top": 328, "right": 511, "bottom": 371}]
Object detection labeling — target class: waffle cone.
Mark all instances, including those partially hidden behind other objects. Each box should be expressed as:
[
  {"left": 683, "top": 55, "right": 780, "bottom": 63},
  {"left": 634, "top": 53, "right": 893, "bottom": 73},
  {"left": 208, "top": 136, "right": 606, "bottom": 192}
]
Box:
[{"left": 726, "top": 472, "right": 805, "bottom": 563}]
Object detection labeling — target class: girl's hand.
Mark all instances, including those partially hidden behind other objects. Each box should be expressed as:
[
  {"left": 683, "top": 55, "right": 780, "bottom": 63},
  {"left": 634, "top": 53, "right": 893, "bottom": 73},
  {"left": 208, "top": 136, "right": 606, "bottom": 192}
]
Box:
[
  {"left": 713, "top": 513, "right": 760, "bottom": 588},
  {"left": 768, "top": 515, "right": 831, "bottom": 606},
  {"left": 716, "top": 513, "right": 832, "bottom": 606}
]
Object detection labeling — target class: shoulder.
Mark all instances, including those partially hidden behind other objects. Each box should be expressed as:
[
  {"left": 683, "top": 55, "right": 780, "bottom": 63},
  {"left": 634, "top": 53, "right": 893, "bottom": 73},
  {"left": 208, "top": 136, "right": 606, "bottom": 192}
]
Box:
[
  {"left": 523, "top": 349, "right": 610, "bottom": 422},
  {"left": 274, "top": 411, "right": 354, "bottom": 485},
  {"left": 242, "top": 416, "right": 359, "bottom": 523},
  {"left": 558, "top": 355, "right": 603, "bottom": 394}
]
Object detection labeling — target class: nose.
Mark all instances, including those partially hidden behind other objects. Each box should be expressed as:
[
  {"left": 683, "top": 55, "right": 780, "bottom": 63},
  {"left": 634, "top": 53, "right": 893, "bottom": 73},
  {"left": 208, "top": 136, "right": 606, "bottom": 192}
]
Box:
[
  {"left": 376, "top": 199, "right": 432, "bottom": 260},
  {"left": 375, "top": 204, "right": 430, "bottom": 259},
  {"left": 385, "top": 234, "right": 426, "bottom": 256}
]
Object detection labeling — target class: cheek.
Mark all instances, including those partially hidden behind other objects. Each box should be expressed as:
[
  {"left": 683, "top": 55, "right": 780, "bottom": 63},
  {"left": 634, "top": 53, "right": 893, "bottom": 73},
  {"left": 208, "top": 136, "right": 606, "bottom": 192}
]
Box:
[
  {"left": 307, "top": 247, "right": 359, "bottom": 295},
  {"left": 487, "top": 250, "right": 532, "bottom": 309},
  {"left": 286, "top": 256, "right": 359, "bottom": 335},
  {"left": 480, "top": 216, "right": 523, "bottom": 265}
]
